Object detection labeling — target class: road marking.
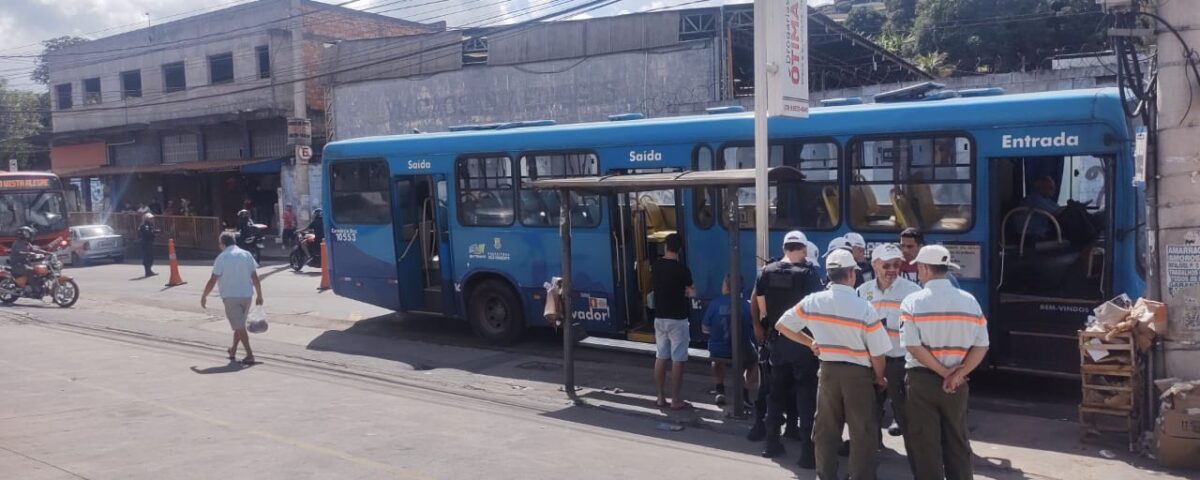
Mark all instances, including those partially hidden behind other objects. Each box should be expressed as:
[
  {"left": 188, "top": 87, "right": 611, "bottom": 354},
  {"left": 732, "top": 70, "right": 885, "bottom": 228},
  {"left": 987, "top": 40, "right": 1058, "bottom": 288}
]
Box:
[{"left": 0, "top": 359, "right": 434, "bottom": 480}]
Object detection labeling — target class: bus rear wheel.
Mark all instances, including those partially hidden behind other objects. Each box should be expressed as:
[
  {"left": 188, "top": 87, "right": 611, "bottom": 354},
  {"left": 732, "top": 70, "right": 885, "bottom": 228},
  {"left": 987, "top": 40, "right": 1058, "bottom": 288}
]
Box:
[{"left": 467, "top": 280, "right": 524, "bottom": 345}]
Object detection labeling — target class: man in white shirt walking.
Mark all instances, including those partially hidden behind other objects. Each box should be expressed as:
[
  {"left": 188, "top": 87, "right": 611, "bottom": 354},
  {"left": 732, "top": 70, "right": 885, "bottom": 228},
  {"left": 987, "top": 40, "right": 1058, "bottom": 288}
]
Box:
[{"left": 201, "top": 232, "right": 265, "bottom": 365}]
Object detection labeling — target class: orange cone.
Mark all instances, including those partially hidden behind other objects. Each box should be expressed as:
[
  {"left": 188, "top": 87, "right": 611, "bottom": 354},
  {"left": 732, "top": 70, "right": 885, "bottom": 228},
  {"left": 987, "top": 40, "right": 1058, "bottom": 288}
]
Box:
[
  {"left": 317, "top": 240, "right": 331, "bottom": 291},
  {"left": 165, "top": 238, "right": 187, "bottom": 287}
]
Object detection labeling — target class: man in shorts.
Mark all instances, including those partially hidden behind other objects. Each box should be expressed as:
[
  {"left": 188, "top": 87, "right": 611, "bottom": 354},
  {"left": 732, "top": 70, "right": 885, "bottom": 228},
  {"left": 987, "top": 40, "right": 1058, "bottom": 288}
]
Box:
[
  {"left": 201, "top": 232, "right": 264, "bottom": 364},
  {"left": 652, "top": 233, "right": 695, "bottom": 410}
]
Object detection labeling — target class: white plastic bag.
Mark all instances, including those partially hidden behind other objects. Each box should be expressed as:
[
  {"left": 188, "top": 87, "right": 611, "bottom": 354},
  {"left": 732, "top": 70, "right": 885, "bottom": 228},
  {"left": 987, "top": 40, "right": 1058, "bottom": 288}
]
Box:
[{"left": 247, "top": 306, "right": 269, "bottom": 334}]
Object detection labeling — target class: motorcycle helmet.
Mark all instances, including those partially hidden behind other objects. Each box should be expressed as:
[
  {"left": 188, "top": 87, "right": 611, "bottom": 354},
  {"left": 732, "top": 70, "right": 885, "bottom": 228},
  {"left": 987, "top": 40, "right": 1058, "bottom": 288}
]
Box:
[
  {"left": 312, "top": 208, "right": 323, "bottom": 217},
  {"left": 237, "top": 209, "right": 250, "bottom": 219},
  {"left": 16, "top": 226, "right": 34, "bottom": 240}
]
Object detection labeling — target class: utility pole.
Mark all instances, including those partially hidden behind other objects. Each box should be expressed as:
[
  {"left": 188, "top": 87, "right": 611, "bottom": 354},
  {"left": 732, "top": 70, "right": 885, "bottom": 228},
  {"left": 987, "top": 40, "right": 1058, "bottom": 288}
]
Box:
[
  {"left": 288, "top": 0, "right": 312, "bottom": 228},
  {"left": 1153, "top": 0, "right": 1200, "bottom": 377}
]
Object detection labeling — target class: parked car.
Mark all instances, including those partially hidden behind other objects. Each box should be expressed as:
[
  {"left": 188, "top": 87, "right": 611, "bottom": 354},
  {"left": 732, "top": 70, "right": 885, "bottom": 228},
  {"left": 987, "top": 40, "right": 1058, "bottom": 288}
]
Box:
[{"left": 67, "top": 225, "right": 125, "bottom": 265}]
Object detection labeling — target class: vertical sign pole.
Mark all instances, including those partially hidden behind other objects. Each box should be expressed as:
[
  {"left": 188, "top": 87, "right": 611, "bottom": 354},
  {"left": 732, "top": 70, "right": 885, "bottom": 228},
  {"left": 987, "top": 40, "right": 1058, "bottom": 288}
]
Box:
[
  {"left": 560, "top": 188, "right": 578, "bottom": 402},
  {"left": 752, "top": 0, "right": 770, "bottom": 268}
]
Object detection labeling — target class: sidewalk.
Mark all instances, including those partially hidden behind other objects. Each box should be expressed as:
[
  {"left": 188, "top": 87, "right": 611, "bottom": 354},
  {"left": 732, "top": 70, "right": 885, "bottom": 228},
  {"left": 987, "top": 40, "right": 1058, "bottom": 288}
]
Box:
[{"left": 16, "top": 287, "right": 1192, "bottom": 480}]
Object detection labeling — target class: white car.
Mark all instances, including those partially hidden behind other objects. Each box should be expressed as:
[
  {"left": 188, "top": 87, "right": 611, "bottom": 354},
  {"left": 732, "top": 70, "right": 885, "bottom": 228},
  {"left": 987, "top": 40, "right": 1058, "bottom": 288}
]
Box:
[{"left": 67, "top": 225, "right": 125, "bottom": 265}]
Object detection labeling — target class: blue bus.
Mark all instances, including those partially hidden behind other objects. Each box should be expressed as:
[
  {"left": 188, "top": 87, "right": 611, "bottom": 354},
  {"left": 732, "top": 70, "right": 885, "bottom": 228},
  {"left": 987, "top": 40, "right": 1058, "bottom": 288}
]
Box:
[{"left": 322, "top": 87, "right": 1144, "bottom": 375}]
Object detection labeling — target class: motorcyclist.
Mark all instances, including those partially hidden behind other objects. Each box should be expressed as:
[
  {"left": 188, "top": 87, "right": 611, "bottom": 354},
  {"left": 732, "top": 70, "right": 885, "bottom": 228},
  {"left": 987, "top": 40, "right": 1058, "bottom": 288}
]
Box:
[
  {"left": 300, "top": 208, "right": 324, "bottom": 259},
  {"left": 10, "top": 226, "right": 50, "bottom": 293},
  {"left": 235, "top": 209, "right": 260, "bottom": 260}
]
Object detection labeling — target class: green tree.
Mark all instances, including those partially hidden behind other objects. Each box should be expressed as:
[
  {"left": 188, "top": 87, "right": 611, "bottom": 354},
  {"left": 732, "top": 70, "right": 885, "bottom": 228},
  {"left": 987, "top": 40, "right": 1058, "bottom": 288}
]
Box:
[
  {"left": 884, "top": 0, "right": 918, "bottom": 32},
  {"left": 845, "top": 8, "right": 887, "bottom": 38},
  {"left": 0, "top": 81, "right": 49, "bottom": 170},
  {"left": 910, "top": 0, "right": 1103, "bottom": 74},
  {"left": 30, "top": 35, "right": 89, "bottom": 85}
]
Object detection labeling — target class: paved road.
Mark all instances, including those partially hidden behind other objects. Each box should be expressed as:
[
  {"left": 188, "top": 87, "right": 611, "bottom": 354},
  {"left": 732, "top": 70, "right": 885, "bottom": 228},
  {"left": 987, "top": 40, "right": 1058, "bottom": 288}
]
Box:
[{"left": 0, "top": 262, "right": 1189, "bottom": 479}]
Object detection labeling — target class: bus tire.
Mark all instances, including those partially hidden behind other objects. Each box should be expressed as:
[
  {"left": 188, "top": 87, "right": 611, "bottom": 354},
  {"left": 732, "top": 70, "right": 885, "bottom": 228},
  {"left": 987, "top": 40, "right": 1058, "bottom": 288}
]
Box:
[{"left": 467, "top": 280, "right": 524, "bottom": 345}]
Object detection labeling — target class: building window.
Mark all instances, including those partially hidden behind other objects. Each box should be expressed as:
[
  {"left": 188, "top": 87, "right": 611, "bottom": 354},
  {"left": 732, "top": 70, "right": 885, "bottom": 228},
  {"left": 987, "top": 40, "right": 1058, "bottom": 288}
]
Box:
[
  {"left": 163, "top": 62, "right": 186, "bottom": 93},
  {"left": 457, "top": 155, "right": 514, "bottom": 227},
  {"left": 850, "top": 135, "right": 974, "bottom": 232},
  {"left": 209, "top": 52, "right": 234, "bottom": 84},
  {"left": 55, "top": 83, "right": 72, "bottom": 110},
  {"left": 120, "top": 70, "right": 142, "bottom": 98},
  {"left": 256, "top": 46, "right": 270, "bottom": 79},
  {"left": 83, "top": 77, "right": 101, "bottom": 105},
  {"left": 518, "top": 152, "right": 600, "bottom": 227},
  {"left": 720, "top": 140, "right": 841, "bottom": 230},
  {"left": 692, "top": 145, "right": 715, "bottom": 229},
  {"left": 330, "top": 160, "right": 391, "bottom": 225}
]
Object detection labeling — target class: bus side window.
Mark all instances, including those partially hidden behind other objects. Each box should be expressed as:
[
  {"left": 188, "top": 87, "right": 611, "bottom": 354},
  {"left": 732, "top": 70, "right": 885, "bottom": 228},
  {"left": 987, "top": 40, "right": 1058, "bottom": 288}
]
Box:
[
  {"left": 850, "top": 136, "right": 973, "bottom": 232},
  {"left": 517, "top": 152, "right": 600, "bottom": 228},
  {"left": 457, "top": 155, "right": 514, "bottom": 227}
]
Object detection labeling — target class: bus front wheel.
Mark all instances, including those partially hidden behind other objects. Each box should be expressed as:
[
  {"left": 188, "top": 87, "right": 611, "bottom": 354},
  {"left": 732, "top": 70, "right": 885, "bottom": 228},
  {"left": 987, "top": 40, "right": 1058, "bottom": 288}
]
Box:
[{"left": 467, "top": 280, "right": 524, "bottom": 345}]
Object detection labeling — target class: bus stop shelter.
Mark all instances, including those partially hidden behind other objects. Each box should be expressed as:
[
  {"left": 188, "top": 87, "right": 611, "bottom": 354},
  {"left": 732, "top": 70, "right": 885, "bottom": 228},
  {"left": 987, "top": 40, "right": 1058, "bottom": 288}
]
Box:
[{"left": 529, "top": 166, "right": 805, "bottom": 414}]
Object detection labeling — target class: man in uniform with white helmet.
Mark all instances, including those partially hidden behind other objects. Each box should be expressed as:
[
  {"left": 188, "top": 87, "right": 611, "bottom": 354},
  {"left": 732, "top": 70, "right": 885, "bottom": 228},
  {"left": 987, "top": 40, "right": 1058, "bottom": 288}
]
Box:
[
  {"left": 900, "top": 245, "right": 989, "bottom": 480},
  {"left": 859, "top": 243, "right": 922, "bottom": 438},
  {"left": 843, "top": 232, "right": 873, "bottom": 286},
  {"left": 751, "top": 230, "right": 824, "bottom": 466},
  {"left": 776, "top": 249, "right": 892, "bottom": 479}
]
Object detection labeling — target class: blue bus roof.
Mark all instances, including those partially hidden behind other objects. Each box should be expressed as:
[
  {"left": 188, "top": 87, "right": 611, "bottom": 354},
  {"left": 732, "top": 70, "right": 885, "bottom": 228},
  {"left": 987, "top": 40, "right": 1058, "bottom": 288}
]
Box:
[{"left": 325, "top": 88, "right": 1129, "bottom": 159}]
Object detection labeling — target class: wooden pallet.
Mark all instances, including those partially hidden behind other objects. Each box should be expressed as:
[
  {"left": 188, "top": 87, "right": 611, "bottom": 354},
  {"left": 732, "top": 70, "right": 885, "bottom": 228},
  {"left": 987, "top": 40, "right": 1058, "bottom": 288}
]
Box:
[{"left": 1079, "top": 330, "right": 1140, "bottom": 450}]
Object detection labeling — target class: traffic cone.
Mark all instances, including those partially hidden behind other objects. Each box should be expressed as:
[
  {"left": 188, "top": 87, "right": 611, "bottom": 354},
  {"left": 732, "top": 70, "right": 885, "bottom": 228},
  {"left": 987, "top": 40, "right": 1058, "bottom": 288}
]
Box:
[
  {"left": 165, "top": 239, "right": 187, "bottom": 287},
  {"left": 317, "top": 240, "right": 331, "bottom": 291}
]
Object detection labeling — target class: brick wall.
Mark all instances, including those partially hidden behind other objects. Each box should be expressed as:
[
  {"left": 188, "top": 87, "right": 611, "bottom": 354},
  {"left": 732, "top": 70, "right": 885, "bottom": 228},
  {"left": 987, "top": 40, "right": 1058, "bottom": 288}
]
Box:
[{"left": 300, "top": 6, "right": 437, "bottom": 112}]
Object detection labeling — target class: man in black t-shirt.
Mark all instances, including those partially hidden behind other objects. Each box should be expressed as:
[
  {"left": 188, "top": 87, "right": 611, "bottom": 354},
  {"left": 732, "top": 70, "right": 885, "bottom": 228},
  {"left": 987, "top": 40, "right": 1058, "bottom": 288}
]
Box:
[{"left": 651, "top": 233, "right": 695, "bottom": 410}]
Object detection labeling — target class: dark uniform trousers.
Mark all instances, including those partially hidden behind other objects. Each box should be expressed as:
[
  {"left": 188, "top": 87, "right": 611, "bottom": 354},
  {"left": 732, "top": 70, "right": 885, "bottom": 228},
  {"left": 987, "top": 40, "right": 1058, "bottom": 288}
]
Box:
[
  {"left": 765, "top": 359, "right": 816, "bottom": 443},
  {"left": 878, "top": 356, "right": 909, "bottom": 432},
  {"left": 754, "top": 361, "right": 798, "bottom": 429},
  {"left": 904, "top": 368, "right": 973, "bottom": 480},
  {"left": 814, "top": 362, "right": 880, "bottom": 480}
]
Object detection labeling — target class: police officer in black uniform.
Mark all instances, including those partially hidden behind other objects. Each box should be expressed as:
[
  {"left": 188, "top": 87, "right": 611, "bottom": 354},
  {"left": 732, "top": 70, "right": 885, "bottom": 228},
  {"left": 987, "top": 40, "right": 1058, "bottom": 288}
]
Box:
[{"left": 752, "top": 230, "right": 824, "bottom": 468}]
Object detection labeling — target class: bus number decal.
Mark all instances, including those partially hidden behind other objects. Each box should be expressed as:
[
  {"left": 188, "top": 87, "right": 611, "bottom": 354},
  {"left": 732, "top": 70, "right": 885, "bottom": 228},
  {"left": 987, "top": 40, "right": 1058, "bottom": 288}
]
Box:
[{"left": 332, "top": 228, "right": 357, "bottom": 242}]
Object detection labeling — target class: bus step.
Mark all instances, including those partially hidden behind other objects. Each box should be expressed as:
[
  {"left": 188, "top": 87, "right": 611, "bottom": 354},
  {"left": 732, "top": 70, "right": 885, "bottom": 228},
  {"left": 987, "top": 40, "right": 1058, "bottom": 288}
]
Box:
[
  {"left": 578, "top": 336, "right": 712, "bottom": 361},
  {"left": 423, "top": 286, "right": 442, "bottom": 309}
]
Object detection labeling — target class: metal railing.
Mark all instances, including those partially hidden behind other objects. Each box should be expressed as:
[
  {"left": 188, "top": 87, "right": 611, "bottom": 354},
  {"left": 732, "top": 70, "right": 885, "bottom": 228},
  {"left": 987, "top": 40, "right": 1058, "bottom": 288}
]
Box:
[{"left": 68, "top": 212, "right": 224, "bottom": 253}]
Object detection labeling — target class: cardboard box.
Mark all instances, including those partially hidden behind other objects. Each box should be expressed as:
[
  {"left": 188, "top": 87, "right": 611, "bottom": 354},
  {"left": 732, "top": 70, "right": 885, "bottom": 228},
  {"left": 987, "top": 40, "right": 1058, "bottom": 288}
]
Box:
[
  {"left": 1164, "top": 412, "right": 1200, "bottom": 439},
  {"left": 1159, "top": 423, "right": 1200, "bottom": 469}
]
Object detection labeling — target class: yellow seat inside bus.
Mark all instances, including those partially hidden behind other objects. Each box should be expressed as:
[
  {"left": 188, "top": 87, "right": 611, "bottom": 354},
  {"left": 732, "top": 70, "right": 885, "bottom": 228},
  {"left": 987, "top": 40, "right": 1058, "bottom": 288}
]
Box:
[{"left": 639, "top": 196, "right": 676, "bottom": 243}]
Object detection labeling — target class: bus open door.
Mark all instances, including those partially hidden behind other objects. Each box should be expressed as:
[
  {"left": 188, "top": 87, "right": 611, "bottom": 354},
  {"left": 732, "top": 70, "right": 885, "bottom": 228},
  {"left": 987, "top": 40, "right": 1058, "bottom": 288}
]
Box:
[{"left": 391, "top": 174, "right": 448, "bottom": 313}]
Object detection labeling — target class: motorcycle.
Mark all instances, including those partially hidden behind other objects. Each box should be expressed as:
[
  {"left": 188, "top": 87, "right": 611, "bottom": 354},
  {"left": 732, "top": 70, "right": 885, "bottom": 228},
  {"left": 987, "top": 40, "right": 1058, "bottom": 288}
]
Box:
[
  {"left": 288, "top": 231, "right": 322, "bottom": 271},
  {"left": 238, "top": 223, "right": 269, "bottom": 262},
  {"left": 0, "top": 252, "right": 80, "bottom": 307}
]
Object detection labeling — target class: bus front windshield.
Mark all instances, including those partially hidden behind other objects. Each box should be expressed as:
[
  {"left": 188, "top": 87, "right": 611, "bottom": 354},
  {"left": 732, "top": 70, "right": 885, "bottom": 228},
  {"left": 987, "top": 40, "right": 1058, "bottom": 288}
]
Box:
[{"left": 0, "top": 191, "right": 68, "bottom": 237}]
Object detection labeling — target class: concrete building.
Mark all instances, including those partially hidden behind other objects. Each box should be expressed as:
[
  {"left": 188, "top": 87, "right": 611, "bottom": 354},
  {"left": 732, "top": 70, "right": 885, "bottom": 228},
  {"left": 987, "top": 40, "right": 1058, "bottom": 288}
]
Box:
[
  {"left": 323, "top": 5, "right": 930, "bottom": 139},
  {"left": 48, "top": 0, "right": 440, "bottom": 230}
]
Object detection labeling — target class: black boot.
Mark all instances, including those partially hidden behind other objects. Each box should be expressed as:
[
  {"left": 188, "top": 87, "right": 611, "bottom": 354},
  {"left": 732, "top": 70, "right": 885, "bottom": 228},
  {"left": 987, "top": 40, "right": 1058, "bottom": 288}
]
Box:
[
  {"left": 761, "top": 439, "right": 786, "bottom": 458},
  {"left": 838, "top": 439, "right": 851, "bottom": 457},
  {"left": 783, "top": 424, "right": 804, "bottom": 441},
  {"left": 747, "top": 421, "right": 766, "bottom": 442},
  {"left": 797, "top": 441, "right": 816, "bottom": 469}
]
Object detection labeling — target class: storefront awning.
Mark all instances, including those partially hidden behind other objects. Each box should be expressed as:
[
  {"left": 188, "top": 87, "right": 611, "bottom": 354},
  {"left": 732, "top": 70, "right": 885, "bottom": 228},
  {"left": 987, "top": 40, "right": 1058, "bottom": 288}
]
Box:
[
  {"left": 56, "top": 158, "right": 286, "bottom": 177},
  {"left": 239, "top": 157, "right": 287, "bottom": 174}
]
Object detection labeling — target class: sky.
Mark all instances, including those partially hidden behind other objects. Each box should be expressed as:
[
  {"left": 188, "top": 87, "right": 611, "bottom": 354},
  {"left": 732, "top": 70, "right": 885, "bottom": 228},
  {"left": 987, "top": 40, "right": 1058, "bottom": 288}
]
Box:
[{"left": 0, "top": 0, "right": 832, "bottom": 92}]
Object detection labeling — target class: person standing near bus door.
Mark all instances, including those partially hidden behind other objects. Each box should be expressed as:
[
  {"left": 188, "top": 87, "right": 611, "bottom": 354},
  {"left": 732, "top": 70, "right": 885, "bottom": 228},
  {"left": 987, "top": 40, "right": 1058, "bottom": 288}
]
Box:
[
  {"left": 900, "top": 245, "right": 989, "bottom": 480},
  {"left": 138, "top": 213, "right": 158, "bottom": 277},
  {"left": 702, "top": 273, "right": 757, "bottom": 407},
  {"left": 898, "top": 228, "right": 959, "bottom": 288},
  {"left": 651, "top": 233, "right": 695, "bottom": 410},
  {"left": 753, "top": 231, "right": 823, "bottom": 467},
  {"left": 844, "top": 232, "right": 872, "bottom": 286},
  {"left": 776, "top": 249, "right": 892, "bottom": 480},
  {"left": 858, "top": 244, "right": 921, "bottom": 439}
]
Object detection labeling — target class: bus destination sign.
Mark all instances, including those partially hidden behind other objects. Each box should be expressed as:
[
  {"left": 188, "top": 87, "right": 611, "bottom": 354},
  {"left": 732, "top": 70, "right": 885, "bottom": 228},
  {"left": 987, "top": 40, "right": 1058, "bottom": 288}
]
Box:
[{"left": 0, "top": 178, "right": 53, "bottom": 190}]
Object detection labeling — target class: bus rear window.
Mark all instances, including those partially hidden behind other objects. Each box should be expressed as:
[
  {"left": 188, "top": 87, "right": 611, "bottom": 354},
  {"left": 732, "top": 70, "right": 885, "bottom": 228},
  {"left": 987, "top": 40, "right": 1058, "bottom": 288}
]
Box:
[{"left": 331, "top": 161, "right": 390, "bottom": 224}]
